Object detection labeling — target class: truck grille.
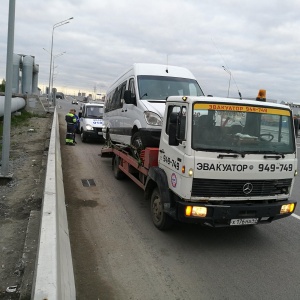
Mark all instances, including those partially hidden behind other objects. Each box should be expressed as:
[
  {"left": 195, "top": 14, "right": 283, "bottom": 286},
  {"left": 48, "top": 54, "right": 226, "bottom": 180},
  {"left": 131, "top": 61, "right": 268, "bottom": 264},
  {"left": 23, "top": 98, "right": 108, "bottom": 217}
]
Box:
[{"left": 191, "top": 178, "right": 292, "bottom": 197}]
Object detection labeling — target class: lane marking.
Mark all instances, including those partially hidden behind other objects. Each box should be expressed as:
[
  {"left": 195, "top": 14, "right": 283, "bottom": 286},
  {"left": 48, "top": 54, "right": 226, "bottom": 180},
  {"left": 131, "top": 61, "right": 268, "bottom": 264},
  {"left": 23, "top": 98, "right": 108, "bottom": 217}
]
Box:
[{"left": 292, "top": 213, "right": 300, "bottom": 220}]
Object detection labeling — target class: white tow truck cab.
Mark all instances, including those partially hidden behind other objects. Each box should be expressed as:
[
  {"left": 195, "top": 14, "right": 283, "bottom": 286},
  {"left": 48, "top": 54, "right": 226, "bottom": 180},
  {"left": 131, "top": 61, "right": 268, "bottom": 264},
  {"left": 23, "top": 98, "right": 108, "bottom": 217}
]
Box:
[
  {"left": 102, "top": 94, "right": 297, "bottom": 230},
  {"left": 78, "top": 103, "right": 105, "bottom": 143}
]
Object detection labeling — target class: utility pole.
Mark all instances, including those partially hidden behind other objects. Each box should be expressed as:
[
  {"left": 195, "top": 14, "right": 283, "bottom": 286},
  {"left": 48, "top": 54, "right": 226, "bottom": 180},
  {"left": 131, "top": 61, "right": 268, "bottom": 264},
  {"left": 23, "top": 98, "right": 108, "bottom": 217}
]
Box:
[{"left": 1, "top": 0, "right": 16, "bottom": 178}]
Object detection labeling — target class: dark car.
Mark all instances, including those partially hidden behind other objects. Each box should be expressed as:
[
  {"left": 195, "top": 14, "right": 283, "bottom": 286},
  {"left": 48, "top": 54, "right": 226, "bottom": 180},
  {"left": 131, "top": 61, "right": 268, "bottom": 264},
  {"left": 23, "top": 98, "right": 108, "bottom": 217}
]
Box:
[{"left": 72, "top": 100, "right": 78, "bottom": 105}]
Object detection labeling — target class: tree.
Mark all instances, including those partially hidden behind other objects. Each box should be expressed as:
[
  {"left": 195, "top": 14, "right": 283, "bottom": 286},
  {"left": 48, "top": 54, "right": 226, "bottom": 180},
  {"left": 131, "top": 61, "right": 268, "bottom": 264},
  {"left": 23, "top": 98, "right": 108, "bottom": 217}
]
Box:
[{"left": 0, "top": 79, "right": 5, "bottom": 92}]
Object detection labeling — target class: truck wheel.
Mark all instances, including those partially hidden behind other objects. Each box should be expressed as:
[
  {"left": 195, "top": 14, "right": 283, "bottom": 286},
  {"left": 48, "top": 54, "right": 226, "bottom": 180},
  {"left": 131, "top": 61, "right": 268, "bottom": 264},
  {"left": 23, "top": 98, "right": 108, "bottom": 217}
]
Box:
[
  {"left": 131, "top": 132, "right": 144, "bottom": 158},
  {"left": 112, "top": 155, "right": 125, "bottom": 180},
  {"left": 150, "top": 188, "right": 173, "bottom": 230},
  {"left": 81, "top": 130, "right": 87, "bottom": 143}
]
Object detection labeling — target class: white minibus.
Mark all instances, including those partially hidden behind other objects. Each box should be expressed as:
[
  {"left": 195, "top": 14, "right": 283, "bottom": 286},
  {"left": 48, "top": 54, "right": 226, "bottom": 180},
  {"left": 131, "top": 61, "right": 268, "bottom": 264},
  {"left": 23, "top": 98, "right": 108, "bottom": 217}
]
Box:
[{"left": 104, "top": 63, "right": 204, "bottom": 150}]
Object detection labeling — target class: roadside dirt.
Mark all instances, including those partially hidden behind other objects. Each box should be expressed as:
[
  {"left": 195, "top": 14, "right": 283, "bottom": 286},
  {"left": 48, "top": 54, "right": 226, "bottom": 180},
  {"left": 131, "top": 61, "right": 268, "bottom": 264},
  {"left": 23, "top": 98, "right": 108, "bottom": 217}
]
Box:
[{"left": 0, "top": 112, "right": 53, "bottom": 300}]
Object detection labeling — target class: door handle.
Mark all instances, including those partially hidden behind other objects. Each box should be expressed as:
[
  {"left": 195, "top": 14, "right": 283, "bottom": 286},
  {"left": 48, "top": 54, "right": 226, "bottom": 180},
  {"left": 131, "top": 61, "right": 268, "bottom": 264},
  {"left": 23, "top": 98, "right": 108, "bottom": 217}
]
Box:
[{"left": 159, "top": 149, "right": 165, "bottom": 153}]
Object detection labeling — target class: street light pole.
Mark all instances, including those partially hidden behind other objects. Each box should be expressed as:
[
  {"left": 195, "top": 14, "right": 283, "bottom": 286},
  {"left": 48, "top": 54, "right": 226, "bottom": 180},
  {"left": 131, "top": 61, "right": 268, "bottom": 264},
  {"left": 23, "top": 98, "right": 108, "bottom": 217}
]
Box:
[
  {"left": 51, "top": 65, "right": 58, "bottom": 90},
  {"left": 47, "top": 17, "right": 73, "bottom": 110},
  {"left": 1, "top": 0, "right": 15, "bottom": 177},
  {"left": 51, "top": 52, "right": 65, "bottom": 90},
  {"left": 222, "top": 66, "right": 231, "bottom": 98},
  {"left": 43, "top": 49, "right": 65, "bottom": 95}
]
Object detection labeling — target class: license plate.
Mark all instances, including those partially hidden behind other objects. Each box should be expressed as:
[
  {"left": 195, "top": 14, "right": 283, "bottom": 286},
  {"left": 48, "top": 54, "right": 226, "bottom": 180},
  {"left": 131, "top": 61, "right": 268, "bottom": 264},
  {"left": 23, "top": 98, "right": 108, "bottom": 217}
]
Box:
[{"left": 230, "top": 218, "right": 258, "bottom": 226}]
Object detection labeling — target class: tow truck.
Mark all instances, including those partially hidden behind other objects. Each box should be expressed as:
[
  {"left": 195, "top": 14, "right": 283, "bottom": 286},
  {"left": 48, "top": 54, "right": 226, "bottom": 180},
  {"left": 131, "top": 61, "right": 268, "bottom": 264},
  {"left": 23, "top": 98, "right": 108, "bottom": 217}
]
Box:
[{"left": 101, "top": 93, "right": 297, "bottom": 230}]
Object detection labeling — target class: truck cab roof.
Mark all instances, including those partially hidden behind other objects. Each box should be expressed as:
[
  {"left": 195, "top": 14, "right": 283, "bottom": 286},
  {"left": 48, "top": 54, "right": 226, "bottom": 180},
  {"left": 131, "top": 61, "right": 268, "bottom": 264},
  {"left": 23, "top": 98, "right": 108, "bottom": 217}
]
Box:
[{"left": 166, "top": 95, "right": 291, "bottom": 110}]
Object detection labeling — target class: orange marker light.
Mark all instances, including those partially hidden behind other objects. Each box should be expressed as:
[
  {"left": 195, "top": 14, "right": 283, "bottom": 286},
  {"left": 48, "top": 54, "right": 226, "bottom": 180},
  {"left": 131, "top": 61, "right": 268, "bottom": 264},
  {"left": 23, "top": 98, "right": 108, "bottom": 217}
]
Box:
[
  {"left": 185, "top": 206, "right": 192, "bottom": 216},
  {"left": 256, "top": 89, "right": 266, "bottom": 102}
]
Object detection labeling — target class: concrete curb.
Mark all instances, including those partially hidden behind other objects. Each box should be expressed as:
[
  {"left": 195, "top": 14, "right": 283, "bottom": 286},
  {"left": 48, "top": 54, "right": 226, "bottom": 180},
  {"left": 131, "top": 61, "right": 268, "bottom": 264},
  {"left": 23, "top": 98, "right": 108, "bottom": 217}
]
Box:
[{"left": 32, "top": 108, "right": 75, "bottom": 299}]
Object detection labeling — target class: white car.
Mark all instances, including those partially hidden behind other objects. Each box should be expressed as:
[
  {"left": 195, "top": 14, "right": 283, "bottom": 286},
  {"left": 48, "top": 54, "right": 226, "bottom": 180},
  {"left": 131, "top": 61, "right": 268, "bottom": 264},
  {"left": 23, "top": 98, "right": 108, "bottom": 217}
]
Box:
[{"left": 78, "top": 103, "right": 104, "bottom": 142}]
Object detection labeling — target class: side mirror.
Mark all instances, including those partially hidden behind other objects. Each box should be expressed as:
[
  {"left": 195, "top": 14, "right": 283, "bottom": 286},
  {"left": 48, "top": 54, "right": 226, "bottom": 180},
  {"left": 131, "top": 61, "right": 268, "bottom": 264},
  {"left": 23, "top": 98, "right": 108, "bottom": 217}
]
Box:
[
  {"left": 124, "top": 90, "right": 136, "bottom": 105},
  {"left": 78, "top": 112, "right": 82, "bottom": 118}
]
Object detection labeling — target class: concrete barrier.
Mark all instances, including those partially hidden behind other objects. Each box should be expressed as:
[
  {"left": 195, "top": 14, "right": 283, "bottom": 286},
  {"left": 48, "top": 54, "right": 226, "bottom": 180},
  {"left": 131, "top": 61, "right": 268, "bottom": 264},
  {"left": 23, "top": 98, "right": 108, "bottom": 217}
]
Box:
[{"left": 32, "top": 108, "right": 75, "bottom": 299}]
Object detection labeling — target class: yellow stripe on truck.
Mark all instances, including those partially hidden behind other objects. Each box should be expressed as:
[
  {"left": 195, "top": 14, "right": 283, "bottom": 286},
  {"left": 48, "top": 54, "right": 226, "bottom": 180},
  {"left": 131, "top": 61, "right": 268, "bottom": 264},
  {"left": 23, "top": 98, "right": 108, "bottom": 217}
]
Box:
[{"left": 194, "top": 103, "right": 290, "bottom": 116}]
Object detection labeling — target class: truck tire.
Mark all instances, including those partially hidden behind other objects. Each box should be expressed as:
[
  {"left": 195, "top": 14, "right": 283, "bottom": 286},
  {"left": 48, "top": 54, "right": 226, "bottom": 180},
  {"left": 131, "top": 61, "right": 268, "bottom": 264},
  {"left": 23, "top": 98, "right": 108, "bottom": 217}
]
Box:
[
  {"left": 112, "top": 155, "right": 125, "bottom": 180},
  {"left": 150, "top": 187, "right": 173, "bottom": 230}
]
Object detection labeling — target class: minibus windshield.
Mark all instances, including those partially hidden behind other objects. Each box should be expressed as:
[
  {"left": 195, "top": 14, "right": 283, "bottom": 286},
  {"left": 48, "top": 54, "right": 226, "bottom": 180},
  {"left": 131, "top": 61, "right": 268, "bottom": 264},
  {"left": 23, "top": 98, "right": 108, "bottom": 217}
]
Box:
[
  {"left": 192, "top": 102, "right": 295, "bottom": 154},
  {"left": 137, "top": 75, "right": 204, "bottom": 100}
]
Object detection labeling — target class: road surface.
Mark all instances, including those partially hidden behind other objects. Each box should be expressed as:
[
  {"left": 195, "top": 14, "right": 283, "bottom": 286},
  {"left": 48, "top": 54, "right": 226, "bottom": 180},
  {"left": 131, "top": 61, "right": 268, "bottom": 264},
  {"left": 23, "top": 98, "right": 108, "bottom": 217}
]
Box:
[{"left": 58, "top": 98, "right": 300, "bottom": 300}]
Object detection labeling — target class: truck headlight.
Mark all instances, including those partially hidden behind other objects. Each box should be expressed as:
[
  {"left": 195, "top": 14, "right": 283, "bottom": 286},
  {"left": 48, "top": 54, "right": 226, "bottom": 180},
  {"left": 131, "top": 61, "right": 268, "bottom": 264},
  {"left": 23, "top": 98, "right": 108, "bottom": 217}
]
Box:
[
  {"left": 86, "top": 124, "right": 93, "bottom": 131},
  {"left": 185, "top": 206, "right": 207, "bottom": 217},
  {"left": 144, "top": 111, "right": 162, "bottom": 126},
  {"left": 280, "top": 203, "right": 295, "bottom": 214}
]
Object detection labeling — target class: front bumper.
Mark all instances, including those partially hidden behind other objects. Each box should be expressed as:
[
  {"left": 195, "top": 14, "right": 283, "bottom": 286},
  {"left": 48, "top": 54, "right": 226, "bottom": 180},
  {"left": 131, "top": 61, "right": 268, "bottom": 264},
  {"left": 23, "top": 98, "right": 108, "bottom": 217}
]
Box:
[
  {"left": 85, "top": 128, "right": 104, "bottom": 139},
  {"left": 175, "top": 200, "right": 297, "bottom": 227}
]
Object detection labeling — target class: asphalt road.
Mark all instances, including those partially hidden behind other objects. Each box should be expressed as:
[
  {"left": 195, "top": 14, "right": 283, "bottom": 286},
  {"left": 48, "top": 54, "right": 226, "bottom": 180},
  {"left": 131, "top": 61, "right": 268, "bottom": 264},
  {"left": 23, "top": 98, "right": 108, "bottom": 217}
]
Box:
[{"left": 58, "top": 98, "right": 300, "bottom": 300}]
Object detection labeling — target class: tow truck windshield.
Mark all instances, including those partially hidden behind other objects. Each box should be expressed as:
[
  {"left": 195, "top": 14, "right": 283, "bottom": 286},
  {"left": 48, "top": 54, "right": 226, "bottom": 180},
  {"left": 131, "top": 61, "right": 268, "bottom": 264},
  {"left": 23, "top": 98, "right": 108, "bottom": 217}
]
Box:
[{"left": 192, "top": 102, "right": 295, "bottom": 154}]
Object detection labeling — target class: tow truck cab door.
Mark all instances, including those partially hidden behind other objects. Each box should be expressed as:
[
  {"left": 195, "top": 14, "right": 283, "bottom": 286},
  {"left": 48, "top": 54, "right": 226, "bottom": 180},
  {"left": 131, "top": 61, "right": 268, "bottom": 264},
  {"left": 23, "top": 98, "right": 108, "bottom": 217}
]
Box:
[{"left": 159, "top": 104, "right": 187, "bottom": 194}]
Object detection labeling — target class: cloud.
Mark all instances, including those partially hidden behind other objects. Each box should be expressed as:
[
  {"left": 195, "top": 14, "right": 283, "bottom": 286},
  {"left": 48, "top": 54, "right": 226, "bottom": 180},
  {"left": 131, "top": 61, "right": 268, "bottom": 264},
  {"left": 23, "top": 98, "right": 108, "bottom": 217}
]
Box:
[{"left": 1, "top": 0, "right": 300, "bottom": 102}]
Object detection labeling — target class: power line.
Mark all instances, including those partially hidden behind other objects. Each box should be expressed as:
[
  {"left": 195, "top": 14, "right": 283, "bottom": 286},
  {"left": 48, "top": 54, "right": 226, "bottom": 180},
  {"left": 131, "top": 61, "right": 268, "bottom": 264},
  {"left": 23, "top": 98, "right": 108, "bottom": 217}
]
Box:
[{"left": 211, "top": 37, "right": 243, "bottom": 99}]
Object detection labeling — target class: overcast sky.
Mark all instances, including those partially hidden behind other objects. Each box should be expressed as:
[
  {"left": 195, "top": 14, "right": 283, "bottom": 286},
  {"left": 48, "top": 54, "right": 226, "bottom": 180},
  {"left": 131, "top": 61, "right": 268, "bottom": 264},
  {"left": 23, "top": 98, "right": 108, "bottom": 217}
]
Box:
[{"left": 1, "top": 0, "right": 300, "bottom": 102}]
